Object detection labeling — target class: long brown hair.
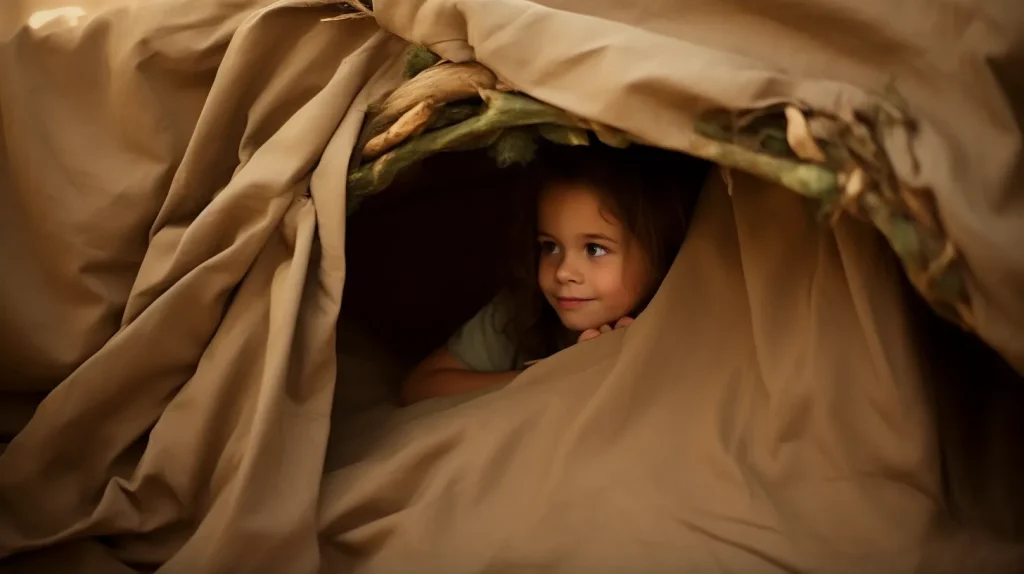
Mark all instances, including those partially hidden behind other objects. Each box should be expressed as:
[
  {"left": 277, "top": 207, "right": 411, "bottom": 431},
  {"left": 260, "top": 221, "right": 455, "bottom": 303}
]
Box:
[{"left": 503, "top": 141, "right": 710, "bottom": 362}]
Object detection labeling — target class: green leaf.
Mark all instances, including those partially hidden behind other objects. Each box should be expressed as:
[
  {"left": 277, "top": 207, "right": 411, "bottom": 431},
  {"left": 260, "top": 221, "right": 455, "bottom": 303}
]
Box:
[
  {"left": 404, "top": 46, "right": 442, "bottom": 79},
  {"left": 489, "top": 128, "right": 538, "bottom": 168}
]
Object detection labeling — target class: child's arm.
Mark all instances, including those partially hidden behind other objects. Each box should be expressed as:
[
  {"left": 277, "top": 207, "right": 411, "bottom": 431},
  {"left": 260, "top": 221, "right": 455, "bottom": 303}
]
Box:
[{"left": 399, "top": 347, "right": 521, "bottom": 406}]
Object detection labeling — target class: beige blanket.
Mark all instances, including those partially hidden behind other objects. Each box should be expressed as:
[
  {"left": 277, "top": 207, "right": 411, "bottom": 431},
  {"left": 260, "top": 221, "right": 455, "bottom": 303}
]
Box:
[{"left": 2, "top": 0, "right": 1023, "bottom": 572}]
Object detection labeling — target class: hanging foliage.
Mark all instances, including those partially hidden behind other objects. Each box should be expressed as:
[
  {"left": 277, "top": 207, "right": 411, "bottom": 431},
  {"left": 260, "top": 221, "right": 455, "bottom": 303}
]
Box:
[{"left": 341, "top": 41, "right": 971, "bottom": 335}]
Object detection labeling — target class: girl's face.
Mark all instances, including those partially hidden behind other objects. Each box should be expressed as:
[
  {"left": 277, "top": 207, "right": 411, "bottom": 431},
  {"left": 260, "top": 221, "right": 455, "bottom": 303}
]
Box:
[{"left": 536, "top": 182, "right": 655, "bottom": 332}]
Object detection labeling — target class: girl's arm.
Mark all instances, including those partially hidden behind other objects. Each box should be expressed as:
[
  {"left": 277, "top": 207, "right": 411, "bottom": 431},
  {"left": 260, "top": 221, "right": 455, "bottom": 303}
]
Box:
[{"left": 399, "top": 347, "right": 521, "bottom": 406}]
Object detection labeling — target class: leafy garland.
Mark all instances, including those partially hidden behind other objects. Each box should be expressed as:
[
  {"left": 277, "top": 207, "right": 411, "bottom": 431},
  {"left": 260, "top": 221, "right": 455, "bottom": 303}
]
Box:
[{"left": 337, "top": 38, "right": 972, "bottom": 334}]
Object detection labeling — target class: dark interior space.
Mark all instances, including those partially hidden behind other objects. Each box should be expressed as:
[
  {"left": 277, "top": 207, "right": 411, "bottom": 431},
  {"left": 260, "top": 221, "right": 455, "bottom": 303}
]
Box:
[
  {"left": 340, "top": 150, "right": 526, "bottom": 365},
  {"left": 910, "top": 275, "right": 1024, "bottom": 541}
]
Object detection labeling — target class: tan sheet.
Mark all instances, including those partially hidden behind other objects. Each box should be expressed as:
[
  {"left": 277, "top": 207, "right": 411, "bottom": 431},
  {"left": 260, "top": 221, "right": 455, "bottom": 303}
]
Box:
[{"left": 1, "top": 0, "right": 1023, "bottom": 572}]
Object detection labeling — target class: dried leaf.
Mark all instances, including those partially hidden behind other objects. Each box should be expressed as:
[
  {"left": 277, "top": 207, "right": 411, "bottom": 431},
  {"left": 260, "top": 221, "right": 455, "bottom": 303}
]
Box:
[
  {"left": 924, "top": 241, "right": 958, "bottom": 284},
  {"left": 831, "top": 167, "right": 866, "bottom": 224},
  {"left": 721, "top": 167, "right": 735, "bottom": 196},
  {"left": 362, "top": 101, "right": 436, "bottom": 159},
  {"left": 844, "top": 167, "right": 866, "bottom": 200},
  {"left": 806, "top": 115, "right": 844, "bottom": 142},
  {"left": 784, "top": 106, "right": 827, "bottom": 163},
  {"left": 899, "top": 184, "right": 941, "bottom": 233},
  {"left": 493, "top": 71, "right": 518, "bottom": 92},
  {"left": 373, "top": 62, "right": 496, "bottom": 128},
  {"left": 587, "top": 121, "right": 631, "bottom": 148},
  {"left": 538, "top": 124, "right": 590, "bottom": 146}
]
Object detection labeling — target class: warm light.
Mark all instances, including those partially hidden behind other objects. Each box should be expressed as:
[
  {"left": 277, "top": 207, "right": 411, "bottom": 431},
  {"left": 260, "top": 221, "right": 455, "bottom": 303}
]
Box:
[{"left": 27, "top": 6, "right": 87, "bottom": 29}]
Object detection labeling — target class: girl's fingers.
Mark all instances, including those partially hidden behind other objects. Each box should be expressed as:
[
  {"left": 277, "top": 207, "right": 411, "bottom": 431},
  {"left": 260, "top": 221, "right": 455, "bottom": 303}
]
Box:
[{"left": 579, "top": 321, "right": 630, "bottom": 344}]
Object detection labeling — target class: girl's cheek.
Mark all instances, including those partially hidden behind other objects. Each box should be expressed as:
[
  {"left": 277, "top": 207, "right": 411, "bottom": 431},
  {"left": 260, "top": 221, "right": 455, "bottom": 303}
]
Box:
[
  {"left": 537, "top": 259, "right": 555, "bottom": 279},
  {"left": 622, "top": 263, "right": 648, "bottom": 293}
]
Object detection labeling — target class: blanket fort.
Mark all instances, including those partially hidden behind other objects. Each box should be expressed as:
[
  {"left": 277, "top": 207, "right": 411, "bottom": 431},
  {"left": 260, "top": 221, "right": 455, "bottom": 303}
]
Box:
[{"left": 1, "top": 0, "right": 1023, "bottom": 572}]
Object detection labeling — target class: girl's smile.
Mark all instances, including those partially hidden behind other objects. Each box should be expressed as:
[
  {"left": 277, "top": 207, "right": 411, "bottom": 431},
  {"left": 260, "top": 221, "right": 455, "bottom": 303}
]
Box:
[{"left": 554, "top": 296, "right": 593, "bottom": 310}]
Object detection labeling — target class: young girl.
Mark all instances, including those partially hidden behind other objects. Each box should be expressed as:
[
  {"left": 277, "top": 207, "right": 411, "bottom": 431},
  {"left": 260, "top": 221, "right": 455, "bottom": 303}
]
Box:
[{"left": 400, "top": 142, "right": 706, "bottom": 405}]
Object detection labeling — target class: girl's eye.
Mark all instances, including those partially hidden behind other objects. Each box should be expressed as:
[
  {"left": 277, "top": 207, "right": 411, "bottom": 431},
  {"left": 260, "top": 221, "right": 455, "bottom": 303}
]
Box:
[
  {"left": 586, "top": 243, "right": 609, "bottom": 257},
  {"left": 539, "top": 240, "right": 560, "bottom": 255}
]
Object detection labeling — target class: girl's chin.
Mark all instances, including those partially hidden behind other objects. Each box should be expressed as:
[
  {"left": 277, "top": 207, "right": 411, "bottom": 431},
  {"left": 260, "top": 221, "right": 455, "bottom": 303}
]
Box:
[
  {"left": 551, "top": 303, "right": 624, "bottom": 332},
  {"left": 557, "top": 315, "right": 608, "bottom": 333}
]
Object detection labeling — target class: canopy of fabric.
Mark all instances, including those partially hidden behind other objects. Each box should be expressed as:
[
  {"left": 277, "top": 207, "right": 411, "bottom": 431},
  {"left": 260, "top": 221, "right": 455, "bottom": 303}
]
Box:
[{"left": 1, "top": 0, "right": 1023, "bottom": 572}]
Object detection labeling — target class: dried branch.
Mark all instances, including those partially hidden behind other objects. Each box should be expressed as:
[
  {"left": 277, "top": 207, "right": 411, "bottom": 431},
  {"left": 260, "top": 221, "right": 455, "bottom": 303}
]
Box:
[
  {"left": 687, "top": 132, "right": 838, "bottom": 199},
  {"left": 347, "top": 90, "right": 587, "bottom": 209},
  {"left": 694, "top": 107, "right": 971, "bottom": 331}
]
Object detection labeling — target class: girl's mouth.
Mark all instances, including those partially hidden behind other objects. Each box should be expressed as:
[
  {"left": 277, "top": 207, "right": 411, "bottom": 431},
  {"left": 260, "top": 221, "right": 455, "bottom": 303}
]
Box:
[{"left": 556, "top": 297, "right": 592, "bottom": 310}]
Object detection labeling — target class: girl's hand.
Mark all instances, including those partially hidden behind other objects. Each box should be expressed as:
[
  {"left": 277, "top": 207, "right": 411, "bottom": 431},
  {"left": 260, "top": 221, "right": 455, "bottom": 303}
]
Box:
[{"left": 577, "top": 316, "right": 634, "bottom": 344}]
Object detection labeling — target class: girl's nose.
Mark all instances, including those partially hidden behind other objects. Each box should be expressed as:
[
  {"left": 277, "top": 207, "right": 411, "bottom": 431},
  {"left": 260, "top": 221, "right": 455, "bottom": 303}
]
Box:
[{"left": 555, "top": 255, "right": 582, "bottom": 284}]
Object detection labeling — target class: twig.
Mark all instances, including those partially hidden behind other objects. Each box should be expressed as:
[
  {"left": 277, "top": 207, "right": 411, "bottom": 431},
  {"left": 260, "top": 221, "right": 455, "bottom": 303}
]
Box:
[
  {"left": 321, "top": 12, "right": 372, "bottom": 22},
  {"left": 687, "top": 133, "right": 839, "bottom": 200},
  {"left": 341, "top": 0, "right": 372, "bottom": 15},
  {"left": 321, "top": 0, "right": 373, "bottom": 22}
]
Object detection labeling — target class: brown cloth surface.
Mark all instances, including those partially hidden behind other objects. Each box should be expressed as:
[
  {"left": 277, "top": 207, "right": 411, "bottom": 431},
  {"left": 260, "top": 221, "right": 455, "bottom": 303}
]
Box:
[{"left": 1, "top": 0, "right": 1023, "bottom": 572}]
